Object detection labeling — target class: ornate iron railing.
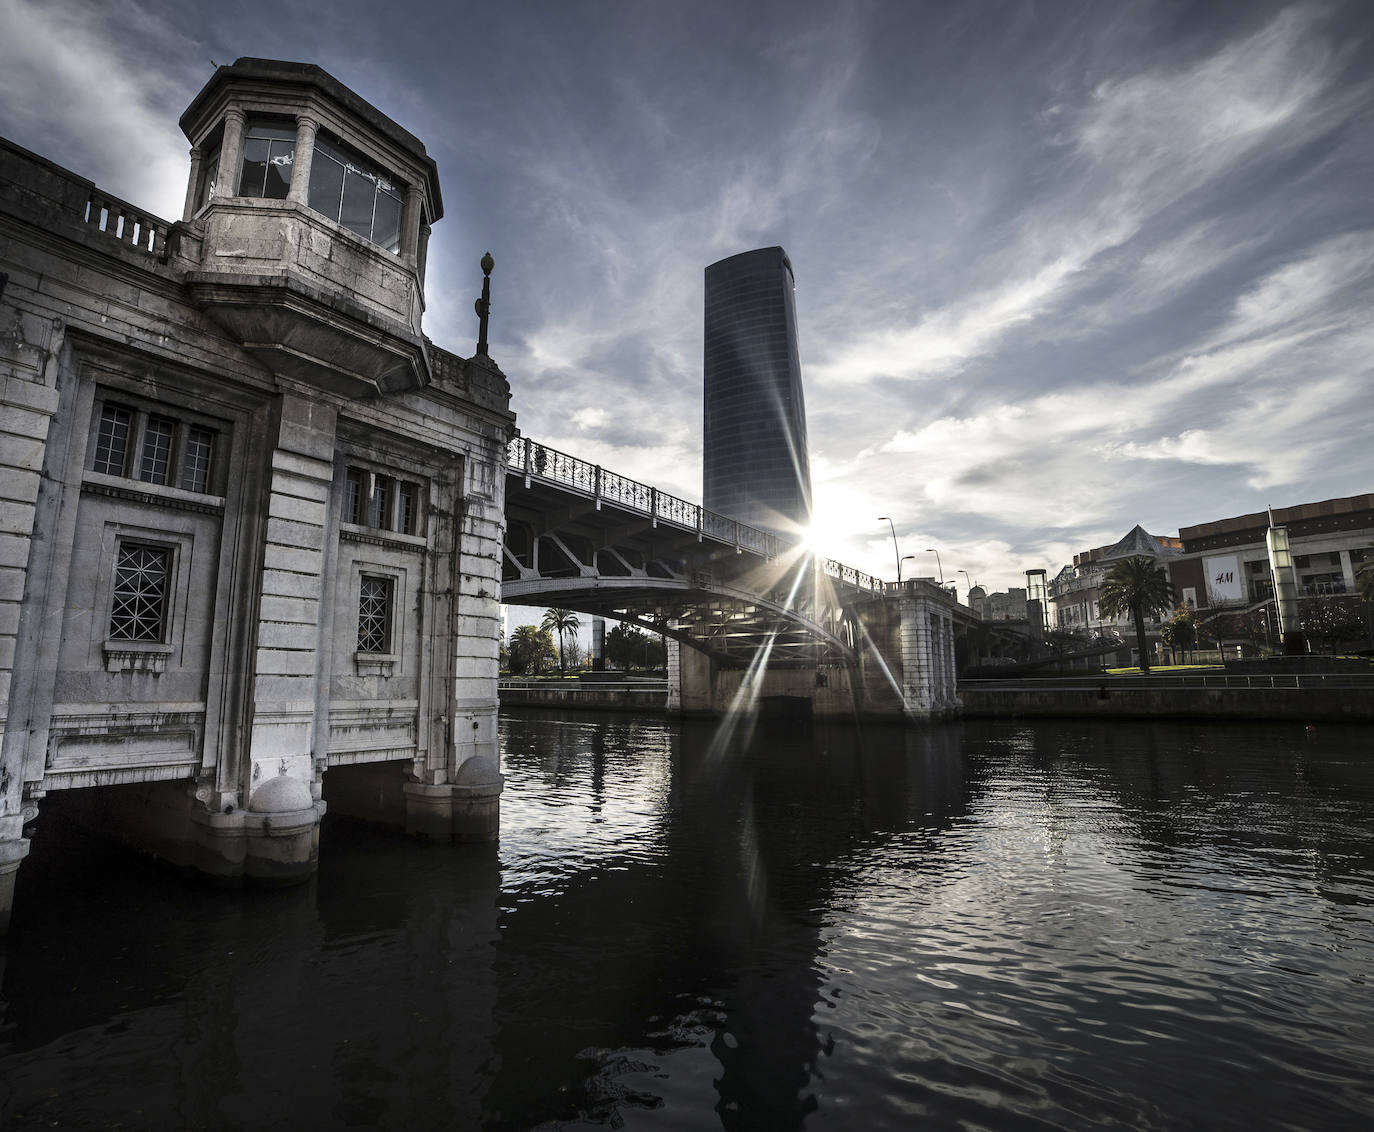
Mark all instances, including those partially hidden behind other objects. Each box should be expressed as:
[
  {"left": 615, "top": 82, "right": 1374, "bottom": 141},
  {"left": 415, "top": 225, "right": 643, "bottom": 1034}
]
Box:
[{"left": 507, "top": 436, "right": 888, "bottom": 595}]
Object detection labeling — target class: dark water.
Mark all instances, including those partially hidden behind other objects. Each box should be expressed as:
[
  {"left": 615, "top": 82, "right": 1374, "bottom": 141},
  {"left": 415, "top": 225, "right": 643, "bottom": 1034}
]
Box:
[{"left": 3, "top": 712, "right": 1373, "bottom": 1130}]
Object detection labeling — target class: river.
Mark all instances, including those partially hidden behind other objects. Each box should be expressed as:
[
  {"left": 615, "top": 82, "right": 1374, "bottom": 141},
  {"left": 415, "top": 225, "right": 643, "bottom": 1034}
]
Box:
[{"left": 2, "top": 711, "right": 1372, "bottom": 1130}]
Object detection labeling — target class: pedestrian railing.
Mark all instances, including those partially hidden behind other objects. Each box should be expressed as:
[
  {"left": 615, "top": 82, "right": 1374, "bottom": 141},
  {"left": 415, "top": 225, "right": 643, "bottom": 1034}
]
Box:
[{"left": 506, "top": 437, "right": 887, "bottom": 596}]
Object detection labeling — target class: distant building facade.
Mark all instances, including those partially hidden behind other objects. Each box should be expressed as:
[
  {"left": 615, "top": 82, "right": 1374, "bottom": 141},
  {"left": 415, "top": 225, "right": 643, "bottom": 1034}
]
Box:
[
  {"left": 1048, "top": 496, "right": 1374, "bottom": 656},
  {"left": 1169, "top": 495, "right": 1373, "bottom": 609},
  {"left": 970, "top": 586, "right": 1027, "bottom": 622},
  {"left": 0, "top": 58, "right": 515, "bottom": 930},
  {"left": 1048, "top": 526, "right": 1183, "bottom": 636},
  {"left": 702, "top": 247, "right": 811, "bottom": 536}
]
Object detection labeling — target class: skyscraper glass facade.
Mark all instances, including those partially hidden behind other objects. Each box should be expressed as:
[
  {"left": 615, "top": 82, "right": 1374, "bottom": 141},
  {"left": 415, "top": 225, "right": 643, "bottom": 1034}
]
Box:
[{"left": 702, "top": 247, "right": 812, "bottom": 536}]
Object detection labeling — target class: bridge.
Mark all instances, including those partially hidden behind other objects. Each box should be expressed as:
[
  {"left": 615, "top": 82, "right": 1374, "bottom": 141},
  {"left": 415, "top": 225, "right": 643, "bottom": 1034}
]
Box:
[{"left": 500, "top": 436, "right": 990, "bottom": 718}]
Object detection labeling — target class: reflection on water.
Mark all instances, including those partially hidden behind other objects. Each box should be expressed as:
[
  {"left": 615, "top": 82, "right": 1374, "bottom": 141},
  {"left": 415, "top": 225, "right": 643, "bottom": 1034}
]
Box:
[{"left": 2, "top": 713, "right": 1373, "bottom": 1129}]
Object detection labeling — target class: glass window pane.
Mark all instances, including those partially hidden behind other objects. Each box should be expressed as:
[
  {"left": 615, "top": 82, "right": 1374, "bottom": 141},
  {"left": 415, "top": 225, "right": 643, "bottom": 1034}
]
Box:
[
  {"left": 308, "top": 152, "right": 345, "bottom": 222},
  {"left": 345, "top": 469, "right": 363, "bottom": 524},
  {"left": 373, "top": 187, "right": 402, "bottom": 254},
  {"left": 239, "top": 137, "right": 269, "bottom": 196},
  {"left": 263, "top": 139, "right": 294, "bottom": 199},
  {"left": 398, "top": 483, "right": 416, "bottom": 535},
  {"left": 140, "top": 417, "right": 175, "bottom": 485},
  {"left": 109, "top": 544, "right": 170, "bottom": 642},
  {"left": 180, "top": 427, "right": 214, "bottom": 493},
  {"left": 93, "top": 404, "right": 131, "bottom": 476},
  {"left": 339, "top": 168, "right": 376, "bottom": 240},
  {"left": 371, "top": 474, "right": 393, "bottom": 530}
]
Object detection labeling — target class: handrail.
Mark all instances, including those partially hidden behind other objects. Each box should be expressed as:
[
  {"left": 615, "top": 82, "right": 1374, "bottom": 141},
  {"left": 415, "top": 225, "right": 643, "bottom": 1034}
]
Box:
[{"left": 507, "top": 437, "right": 888, "bottom": 595}]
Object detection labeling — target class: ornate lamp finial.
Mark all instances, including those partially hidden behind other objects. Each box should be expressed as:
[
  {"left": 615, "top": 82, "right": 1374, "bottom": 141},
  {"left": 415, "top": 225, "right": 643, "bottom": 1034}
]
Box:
[{"left": 475, "top": 251, "right": 494, "bottom": 357}]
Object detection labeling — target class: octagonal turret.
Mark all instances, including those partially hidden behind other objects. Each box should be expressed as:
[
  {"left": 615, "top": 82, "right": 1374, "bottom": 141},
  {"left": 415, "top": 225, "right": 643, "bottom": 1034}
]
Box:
[{"left": 177, "top": 58, "right": 443, "bottom": 397}]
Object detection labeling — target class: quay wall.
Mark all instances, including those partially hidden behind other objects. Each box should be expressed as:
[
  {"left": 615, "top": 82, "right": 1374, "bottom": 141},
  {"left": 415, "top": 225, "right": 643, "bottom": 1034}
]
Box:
[
  {"left": 960, "top": 680, "right": 1374, "bottom": 723},
  {"left": 499, "top": 682, "right": 668, "bottom": 713}
]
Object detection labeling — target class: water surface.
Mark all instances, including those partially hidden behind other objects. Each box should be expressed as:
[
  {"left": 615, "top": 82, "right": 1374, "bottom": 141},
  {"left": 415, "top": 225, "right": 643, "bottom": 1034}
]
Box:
[{"left": 2, "top": 712, "right": 1372, "bottom": 1129}]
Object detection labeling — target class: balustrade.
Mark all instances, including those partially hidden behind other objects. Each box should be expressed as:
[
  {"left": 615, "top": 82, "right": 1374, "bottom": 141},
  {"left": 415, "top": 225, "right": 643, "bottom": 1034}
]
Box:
[{"left": 83, "top": 192, "right": 167, "bottom": 256}]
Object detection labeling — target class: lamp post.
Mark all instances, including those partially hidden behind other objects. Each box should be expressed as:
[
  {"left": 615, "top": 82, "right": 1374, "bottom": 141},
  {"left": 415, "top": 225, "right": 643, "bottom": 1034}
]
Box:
[
  {"left": 475, "top": 251, "right": 494, "bottom": 356},
  {"left": 901, "top": 554, "right": 917, "bottom": 583},
  {"left": 926, "top": 547, "right": 944, "bottom": 584},
  {"left": 958, "top": 569, "right": 972, "bottom": 602},
  {"left": 879, "top": 517, "right": 901, "bottom": 582}
]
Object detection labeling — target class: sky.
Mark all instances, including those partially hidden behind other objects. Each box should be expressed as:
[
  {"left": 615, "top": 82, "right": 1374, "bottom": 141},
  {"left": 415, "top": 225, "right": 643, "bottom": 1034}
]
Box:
[{"left": 2, "top": 0, "right": 1372, "bottom": 598}]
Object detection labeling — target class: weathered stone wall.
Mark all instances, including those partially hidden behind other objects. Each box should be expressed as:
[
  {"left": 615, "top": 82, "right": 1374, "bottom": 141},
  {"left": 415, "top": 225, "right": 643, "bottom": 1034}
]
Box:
[{"left": 0, "top": 124, "right": 514, "bottom": 926}]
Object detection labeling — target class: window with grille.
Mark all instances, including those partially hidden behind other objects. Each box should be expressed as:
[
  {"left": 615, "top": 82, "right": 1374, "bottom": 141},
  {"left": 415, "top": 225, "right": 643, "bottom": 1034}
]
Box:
[
  {"left": 93, "top": 404, "right": 132, "bottom": 475},
  {"left": 91, "top": 400, "right": 220, "bottom": 494},
  {"left": 140, "top": 416, "right": 175, "bottom": 484},
  {"left": 109, "top": 543, "right": 171, "bottom": 641},
  {"left": 357, "top": 575, "right": 392, "bottom": 653}
]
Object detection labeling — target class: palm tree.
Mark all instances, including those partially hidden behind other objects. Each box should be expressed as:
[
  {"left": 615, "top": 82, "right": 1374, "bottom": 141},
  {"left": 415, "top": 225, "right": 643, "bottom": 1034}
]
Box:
[
  {"left": 1357, "top": 560, "right": 1374, "bottom": 603},
  {"left": 508, "top": 624, "right": 555, "bottom": 675},
  {"left": 1097, "top": 556, "right": 1175, "bottom": 674},
  {"left": 540, "top": 607, "right": 581, "bottom": 676}
]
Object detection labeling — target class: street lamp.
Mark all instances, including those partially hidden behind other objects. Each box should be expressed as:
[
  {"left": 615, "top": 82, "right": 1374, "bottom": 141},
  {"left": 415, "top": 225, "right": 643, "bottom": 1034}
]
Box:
[
  {"left": 926, "top": 548, "right": 944, "bottom": 584},
  {"left": 901, "top": 554, "right": 917, "bottom": 583},
  {"left": 878, "top": 517, "right": 901, "bottom": 581},
  {"left": 958, "top": 569, "right": 972, "bottom": 601}
]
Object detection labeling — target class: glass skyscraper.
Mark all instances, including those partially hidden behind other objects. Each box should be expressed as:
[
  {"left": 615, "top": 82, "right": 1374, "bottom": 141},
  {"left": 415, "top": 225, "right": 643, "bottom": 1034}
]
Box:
[{"left": 702, "top": 247, "right": 812, "bottom": 537}]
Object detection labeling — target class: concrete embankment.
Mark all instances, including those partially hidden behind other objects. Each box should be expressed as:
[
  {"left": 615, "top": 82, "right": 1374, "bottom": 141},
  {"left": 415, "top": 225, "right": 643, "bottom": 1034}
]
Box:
[
  {"left": 499, "top": 680, "right": 667, "bottom": 713},
  {"left": 960, "top": 675, "right": 1374, "bottom": 723}
]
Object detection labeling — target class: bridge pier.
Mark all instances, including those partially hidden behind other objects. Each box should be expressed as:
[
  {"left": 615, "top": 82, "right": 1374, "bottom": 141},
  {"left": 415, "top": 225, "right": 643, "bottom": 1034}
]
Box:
[{"left": 665, "top": 581, "right": 961, "bottom": 723}]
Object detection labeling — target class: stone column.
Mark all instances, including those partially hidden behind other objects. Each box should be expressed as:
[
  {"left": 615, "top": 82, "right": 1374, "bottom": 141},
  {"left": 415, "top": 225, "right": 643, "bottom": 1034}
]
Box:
[
  {"left": 416, "top": 223, "right": 432, "bottom": 284},
  {"left": 1339, "top": 550, "right": 1357, "bottom": 595},
  {"left": 286, "top": 114, "right": 318, "bottom": 206},
  {"left": 215, "top": 107, "right": 247, "bottom": 199},
  {"left": 400, "top": 185, "right": 425, "bottom": 268},
  {"left": 0, "top": 314, "right": 63, "bottom": 933},
  {"left": 182, "top": 145, "right": 203, "bottom": 222},
  {"left": 228, "top": 391, "right": 336, "bottom": 881},
  {"left": 404, "top": 421, "right": 506, "bottom": 843},
  {"left": 665, "top": 635, "right": 682, "bottom": 713}
]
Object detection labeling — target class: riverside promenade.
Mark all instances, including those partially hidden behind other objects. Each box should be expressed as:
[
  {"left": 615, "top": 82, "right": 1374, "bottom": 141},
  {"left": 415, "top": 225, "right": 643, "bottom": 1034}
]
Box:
[{"left": 501, "top": 669, "right": 1374, "bottom": 723}]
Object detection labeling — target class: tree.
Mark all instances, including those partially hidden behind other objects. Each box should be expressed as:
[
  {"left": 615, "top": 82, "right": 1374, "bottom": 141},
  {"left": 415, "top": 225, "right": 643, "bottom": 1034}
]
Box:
[
  {"left": 1356, "top": 560, "right": 1374, "bottom": 652},
  {"left": 540, "top": 607, "right": 582, "bottom": 676},
  {"left": 1301, "top": 597, "right": 1364, "bottom": 656},
  {"left": 605, "top": 623, "right": 667, "bottom": 671},
  {"left": 1097, "top": 556, "right": 1175, "bottom": 674},
  {"left": 508, "top": 624, "right": 556, "bottom": 675},
  {"left": 1357, "top": 560, "right": 1374, "bottom": 603},
  {"left": 1161, "top": 604, "right": 1199, "bottom": 664}
]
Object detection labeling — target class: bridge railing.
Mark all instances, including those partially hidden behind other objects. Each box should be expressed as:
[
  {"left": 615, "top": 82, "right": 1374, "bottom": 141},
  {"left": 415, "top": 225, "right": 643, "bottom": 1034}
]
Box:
[{"left": 508, "top": 436, "right": 890, "bottom": 596}]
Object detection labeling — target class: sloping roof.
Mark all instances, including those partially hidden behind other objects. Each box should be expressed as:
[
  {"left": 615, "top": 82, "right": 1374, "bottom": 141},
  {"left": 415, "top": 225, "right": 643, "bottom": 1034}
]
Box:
[{"left": 1100, "top": 524, "right": 1179, "bottom": 562}]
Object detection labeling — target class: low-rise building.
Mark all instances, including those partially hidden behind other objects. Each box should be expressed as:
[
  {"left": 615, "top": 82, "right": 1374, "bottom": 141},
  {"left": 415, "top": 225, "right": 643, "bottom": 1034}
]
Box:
[{"left": 1048, "top": 496, "right": 1374, "bottom": 659}]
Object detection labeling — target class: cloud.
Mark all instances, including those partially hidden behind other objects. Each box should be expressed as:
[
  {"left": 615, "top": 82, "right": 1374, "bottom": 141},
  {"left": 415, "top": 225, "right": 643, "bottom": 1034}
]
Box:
[
  {"left": 0, "top": 0, "right": 203, "bottom": 220},
  {"left": 808, "top": 4, "right": 1342, "bottom": 386}
]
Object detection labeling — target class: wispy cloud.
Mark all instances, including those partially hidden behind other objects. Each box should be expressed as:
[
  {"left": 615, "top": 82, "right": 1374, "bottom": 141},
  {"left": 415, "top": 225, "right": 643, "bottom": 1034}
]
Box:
[{"left": 0, "top": 0, "right": 204, "bottom": 219}]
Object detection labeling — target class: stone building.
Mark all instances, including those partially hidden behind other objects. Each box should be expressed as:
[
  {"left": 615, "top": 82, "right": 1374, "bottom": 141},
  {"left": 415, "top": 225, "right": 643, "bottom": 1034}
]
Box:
[{"left": 0, "top": 58, "right": 515, "bottom": 931}]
